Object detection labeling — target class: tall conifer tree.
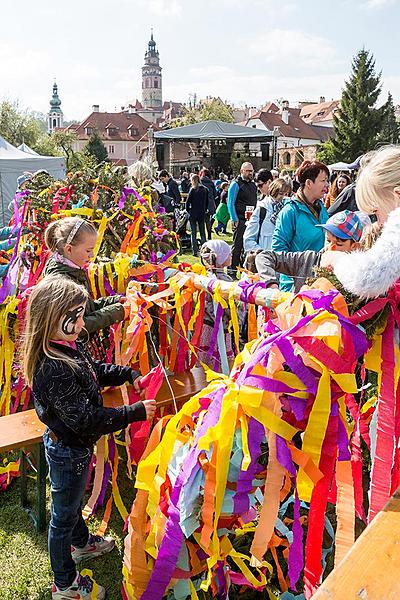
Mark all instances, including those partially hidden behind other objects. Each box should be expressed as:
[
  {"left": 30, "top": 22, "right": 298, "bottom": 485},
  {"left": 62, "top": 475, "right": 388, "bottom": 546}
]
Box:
[
  {"left": 85, "top": 130, "right": 109, "bottom": 163},
  {"left": 377, "top": 92, "right": 400, "bottom": 145},
  {"left": 331, "top": 49, "right": 382, "bottom": 162}
]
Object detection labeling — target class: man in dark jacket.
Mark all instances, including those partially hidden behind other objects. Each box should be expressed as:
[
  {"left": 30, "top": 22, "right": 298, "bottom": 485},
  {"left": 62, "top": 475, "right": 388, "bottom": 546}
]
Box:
[
  {"left": 180, "top": 172, "right": 191, "bottom": 194},
  {"left": 159, "top": 169, "right": 182, "bottom": 206},
  {"left": 200, "top": 168, "right": 218, "bottom": 240},
  {"left": 227, "top": 162, "right": 257, "bottom": 276}
]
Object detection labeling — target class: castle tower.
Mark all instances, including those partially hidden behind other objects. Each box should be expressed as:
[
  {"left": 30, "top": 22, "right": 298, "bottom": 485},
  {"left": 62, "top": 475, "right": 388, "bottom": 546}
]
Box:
[
  {"left": 48, "top": 81, "right": 63, "bottom": 133},
  {"left": 142, "top": 31, "right": 162, "bottom": 110}
]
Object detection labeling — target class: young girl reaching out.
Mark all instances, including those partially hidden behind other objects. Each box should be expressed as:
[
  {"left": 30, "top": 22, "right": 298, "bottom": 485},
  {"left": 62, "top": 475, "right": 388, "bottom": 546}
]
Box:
[
  {"left": 197, "top": 239, "right": 235, "bottom": 371},
  {"left": 44, "top": 217, "right": 128, "bottom": 335},
  {"left": 21, "top": 276, "right": 156, "bottom": 600}
]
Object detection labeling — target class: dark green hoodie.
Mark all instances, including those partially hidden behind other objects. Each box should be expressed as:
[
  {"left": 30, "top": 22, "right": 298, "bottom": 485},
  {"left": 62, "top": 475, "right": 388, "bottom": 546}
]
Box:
[{"left": 44, "top": 257, "right": 125, "bottom": 334}]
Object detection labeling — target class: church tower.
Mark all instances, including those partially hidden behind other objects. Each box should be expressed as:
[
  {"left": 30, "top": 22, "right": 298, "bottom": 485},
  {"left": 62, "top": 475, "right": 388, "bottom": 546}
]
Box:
[
  {"left": 48, "top": 81, "right": 64, "bottom": 133},
  {"left": 142, "top": 30, "right": 162, "bottom": 110}
]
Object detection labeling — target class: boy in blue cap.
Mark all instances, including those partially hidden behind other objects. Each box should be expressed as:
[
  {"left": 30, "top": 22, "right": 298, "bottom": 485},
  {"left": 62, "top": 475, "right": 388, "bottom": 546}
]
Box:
[{"left": 255, "top": 211, "right": 369, "bottom": 292}]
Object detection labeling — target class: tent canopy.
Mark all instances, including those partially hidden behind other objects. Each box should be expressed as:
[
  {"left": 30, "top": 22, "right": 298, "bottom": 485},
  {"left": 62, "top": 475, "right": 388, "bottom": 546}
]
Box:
[
  {"left": 18, "top": 142, "right": 39, "bottom": 155},
  {"left": 0, "top": 136, "right": 65, "bottom": 226},
  {"left": 328, "top": 161, "right": 351, "bottom": 171},
  {"left": 154, "top": 120, "right": 273, "bottom": 142}
]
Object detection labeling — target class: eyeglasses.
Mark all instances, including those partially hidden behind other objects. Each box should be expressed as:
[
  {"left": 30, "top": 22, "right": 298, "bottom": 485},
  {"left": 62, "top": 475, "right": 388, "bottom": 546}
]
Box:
[{"left": 257, "top": 181, "right": 268, "bottom": 188}]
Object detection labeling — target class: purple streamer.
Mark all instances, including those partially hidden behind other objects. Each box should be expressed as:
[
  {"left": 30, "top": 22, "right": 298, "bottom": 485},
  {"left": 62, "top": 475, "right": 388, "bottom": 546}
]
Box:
[
  {"left": 206, "top": 303, "right": 224, "bottom": 361},
  {"left": 233, "top": 418, "right": 265, "bottom": 514},
  {"left": 0, "top": 191, "right": 30, "bottom": 304},
  {"left": 288, "top": 491, "right": 304, "bottom": 589},
  {"left": 276, "top": 435, "right": 296, "bottom": 477}
]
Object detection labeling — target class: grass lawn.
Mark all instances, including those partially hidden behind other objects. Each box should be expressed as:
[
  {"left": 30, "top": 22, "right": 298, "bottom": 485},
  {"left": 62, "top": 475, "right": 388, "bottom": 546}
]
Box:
[{"left": 0, "top": 448, "right": 137, "bottom": 600}]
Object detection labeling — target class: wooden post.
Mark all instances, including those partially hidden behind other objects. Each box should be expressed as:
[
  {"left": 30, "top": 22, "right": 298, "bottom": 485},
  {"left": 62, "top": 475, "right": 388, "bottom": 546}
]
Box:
[{"left": 312, "top": 487, "right": 400, "bottom": 600}]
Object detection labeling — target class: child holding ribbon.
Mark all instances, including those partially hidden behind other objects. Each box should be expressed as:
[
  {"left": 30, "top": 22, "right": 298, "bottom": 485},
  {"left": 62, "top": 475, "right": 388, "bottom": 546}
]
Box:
[
  {"left": 44, "top": 217, "right": 127, "bottom": 336},
  {"left": 198, "top": 239, "right": 235, "bottom": 372},
  {"left": 21, "top": 276, "right": 156, "bottom": 600}
]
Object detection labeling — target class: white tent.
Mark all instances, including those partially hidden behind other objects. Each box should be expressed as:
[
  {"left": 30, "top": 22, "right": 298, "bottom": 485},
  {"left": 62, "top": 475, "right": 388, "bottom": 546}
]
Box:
[
  {"left": 0, "top": 136, "right": 65, "bottom": 226},
  {"left": 18, "top": 142, "right": 39, "bottom": 155}
]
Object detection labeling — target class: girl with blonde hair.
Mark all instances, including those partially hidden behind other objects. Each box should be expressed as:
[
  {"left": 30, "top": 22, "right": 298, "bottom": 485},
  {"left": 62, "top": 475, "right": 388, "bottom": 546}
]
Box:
[
  {"left": 44, "top": 217, "right": 127, "bottom": 335},
  {"left": 21, "top": 276, "right": 156, "bottom": 599}
]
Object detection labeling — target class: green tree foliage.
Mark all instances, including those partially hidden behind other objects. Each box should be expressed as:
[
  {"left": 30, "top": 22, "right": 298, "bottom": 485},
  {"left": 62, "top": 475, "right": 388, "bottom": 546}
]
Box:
[
  {"left": 316, "top": 139, "right": 336, "bottom": 164},
  {"left": 85, "top": 130, "right": 109, "bottom": 163},
  {"left": 320, "top": 50, "right": 383, "bottom": 163},
  {"left": 0, "top": 100, "right": 43, "bottom": 147},
  {"left": 376, "top": 92, "right": 400, "bottom": 145},
  {"left": 168, "top": 98, "right": 234, "bottom": 128}
]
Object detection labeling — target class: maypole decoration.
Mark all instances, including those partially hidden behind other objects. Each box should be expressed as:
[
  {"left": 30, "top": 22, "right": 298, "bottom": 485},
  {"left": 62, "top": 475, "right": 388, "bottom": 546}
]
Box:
[
  {"left": 121, "top": 273, "right": 400, "bottom": 599},
  {"left": 0, "top": 163, "right": 180, "bottom": 417}
]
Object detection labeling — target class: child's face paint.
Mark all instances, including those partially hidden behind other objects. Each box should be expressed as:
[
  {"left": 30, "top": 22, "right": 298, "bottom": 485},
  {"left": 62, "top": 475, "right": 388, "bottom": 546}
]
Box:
[{"left": 56, "top": 304, "right": 86, "bottom": 340}]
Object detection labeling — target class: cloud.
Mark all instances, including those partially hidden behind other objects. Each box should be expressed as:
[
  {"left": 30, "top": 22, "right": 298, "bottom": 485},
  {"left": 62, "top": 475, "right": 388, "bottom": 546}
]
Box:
[
  {"left": 248, "top": 29, "right": 341, "bottom": 72},
  {"left": 164, "top": 70, "right": 346, "bottom": 109},
  {"left": 362, "top": 0, "right": 395, "bottom": 8},
  {"left": 137, "top": 0, "right": 182, "bottom": 16}
]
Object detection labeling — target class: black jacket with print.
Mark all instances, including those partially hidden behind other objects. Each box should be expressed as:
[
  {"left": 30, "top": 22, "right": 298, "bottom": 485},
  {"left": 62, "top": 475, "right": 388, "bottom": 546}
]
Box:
[{"left": 32, "top": 341, "right": 146, "bottom": 448}]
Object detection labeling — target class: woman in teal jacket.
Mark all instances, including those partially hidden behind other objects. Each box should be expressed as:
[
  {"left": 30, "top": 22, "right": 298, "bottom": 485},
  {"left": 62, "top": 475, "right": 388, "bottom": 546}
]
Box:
[{"left": 271, "top": 160, "right": 329, "bottom": 291}]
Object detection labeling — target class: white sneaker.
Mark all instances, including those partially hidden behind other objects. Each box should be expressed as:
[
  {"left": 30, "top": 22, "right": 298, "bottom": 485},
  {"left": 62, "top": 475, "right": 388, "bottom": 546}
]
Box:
[
  {"left": 71, "top": 534, "right": 115, "bottom": 564},
  {"left": 52, "top": 571, "right": 106, "bottom": 599}
]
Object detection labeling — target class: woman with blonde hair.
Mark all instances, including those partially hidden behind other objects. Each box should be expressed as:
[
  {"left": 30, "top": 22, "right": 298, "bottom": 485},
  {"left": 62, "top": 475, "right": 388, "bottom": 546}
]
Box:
[{"left": 320, "top": 146, "right": 400, "bottom": 298}]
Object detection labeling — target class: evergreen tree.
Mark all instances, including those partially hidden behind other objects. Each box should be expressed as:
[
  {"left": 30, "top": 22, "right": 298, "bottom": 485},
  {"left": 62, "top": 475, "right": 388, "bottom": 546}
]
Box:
[
  {"left": 377, "top": 92, "right": 400, "bottom": 145},
  {"left": 326, "top": 49, "right": 383, "bottom": 162},
  {"left": 85, "top": 130, "right": 109, "bottom": 163}
]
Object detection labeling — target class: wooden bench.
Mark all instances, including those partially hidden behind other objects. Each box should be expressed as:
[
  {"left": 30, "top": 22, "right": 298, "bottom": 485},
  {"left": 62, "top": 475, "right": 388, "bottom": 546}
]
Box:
[
  {"left": 0, "top": 367, "right": 207, "bottom": 531},
  {"left": 313, "top": 487, "right": 400, "bottom": 599}
]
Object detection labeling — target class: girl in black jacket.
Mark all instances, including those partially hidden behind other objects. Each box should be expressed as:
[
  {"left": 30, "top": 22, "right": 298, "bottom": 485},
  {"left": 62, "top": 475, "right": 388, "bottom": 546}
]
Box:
[{"left": 21, "top": 276, "right": 156, "bottom": 600}]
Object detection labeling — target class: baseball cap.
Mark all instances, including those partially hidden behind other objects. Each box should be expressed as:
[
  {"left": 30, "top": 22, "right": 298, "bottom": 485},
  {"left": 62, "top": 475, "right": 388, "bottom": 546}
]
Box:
[{"left": 316, "top": 210, "right": 363, "bottom": 242}]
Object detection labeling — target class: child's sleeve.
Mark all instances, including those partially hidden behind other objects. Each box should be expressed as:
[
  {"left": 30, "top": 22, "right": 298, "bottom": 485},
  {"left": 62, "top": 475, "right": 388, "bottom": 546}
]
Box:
[
  {"left": 35, "top": 363, "right": 147, "bottom": 435},
  {"left": 94, "top": 361, "right": 140, "bottom": 387},
  {"left": 256, "top": 250, "right": 319, "bottom": 284},
  {"left": 84, "top": 302, "right": 125, "bottom": 334}
]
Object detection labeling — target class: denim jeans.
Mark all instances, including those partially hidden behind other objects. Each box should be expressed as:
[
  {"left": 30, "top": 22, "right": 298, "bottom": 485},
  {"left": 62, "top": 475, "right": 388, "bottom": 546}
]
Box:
[
  {"left": 43, "top": 430, "right": 92, "bottom": 589},
  {"left": 189, "top": 217, "right": 206, "bottom": 255}
]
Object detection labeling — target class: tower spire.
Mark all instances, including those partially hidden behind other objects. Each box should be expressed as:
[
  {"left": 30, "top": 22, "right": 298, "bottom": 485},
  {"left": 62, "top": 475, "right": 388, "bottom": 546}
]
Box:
[
  {"left": 48, "top": 80, "right": 64, "bottom": 133},
  {"left": 142, "top": 33, "right": 162, "bottom": 111}
]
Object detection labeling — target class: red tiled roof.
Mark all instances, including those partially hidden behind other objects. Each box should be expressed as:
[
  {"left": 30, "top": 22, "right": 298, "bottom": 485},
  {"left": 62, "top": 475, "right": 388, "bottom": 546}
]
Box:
[
  {"left": 249, "top": 111, "right": 322, "bottom": 141},
  {"left": 300, "top": 100, "right": 339, "bottom": 124},
  {"left": 110, "top": 158, "right": 128, "bottom": 166},
  {"left": 260, "top": 101, "right": 280, "bottom": 113},
  {"left": 69, "top": 111, "right": 158, "bottom": 141}
]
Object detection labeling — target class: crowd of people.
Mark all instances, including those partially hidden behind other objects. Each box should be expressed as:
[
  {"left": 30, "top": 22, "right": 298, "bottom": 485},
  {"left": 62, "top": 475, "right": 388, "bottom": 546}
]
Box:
[{"left": 5, "top": 145, "right": 400, "bottom": 599}]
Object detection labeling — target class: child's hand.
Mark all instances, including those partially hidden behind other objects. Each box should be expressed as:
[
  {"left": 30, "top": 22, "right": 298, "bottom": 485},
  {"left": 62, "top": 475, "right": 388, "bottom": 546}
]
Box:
[
  {"left": 143, "top": 399, "right": 157, "bottom": 420},
  {"left": 132, "top": 376, "right": 143, "bottom": 394},
  {"left": 124, "top": 303, "right": 130, "bottom": 319}
]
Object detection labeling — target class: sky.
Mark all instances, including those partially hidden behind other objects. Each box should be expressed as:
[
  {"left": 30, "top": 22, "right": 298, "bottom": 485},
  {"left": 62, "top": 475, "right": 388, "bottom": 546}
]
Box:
[{"left": 1, "top": 0, "right": 399, "bottom": 122}]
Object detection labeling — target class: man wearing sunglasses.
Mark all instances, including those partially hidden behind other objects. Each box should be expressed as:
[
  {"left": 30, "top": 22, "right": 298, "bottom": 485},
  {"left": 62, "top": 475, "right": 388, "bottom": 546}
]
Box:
[{"left": 227, "top": 162, "right": 257, "bottom": 277}]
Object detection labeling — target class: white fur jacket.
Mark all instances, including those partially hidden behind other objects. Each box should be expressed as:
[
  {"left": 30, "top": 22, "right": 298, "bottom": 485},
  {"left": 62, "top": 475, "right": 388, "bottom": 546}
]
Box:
[{"left": 334, "top": 207, "right": 400, "bottom": 300}]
